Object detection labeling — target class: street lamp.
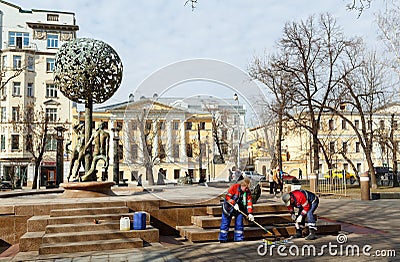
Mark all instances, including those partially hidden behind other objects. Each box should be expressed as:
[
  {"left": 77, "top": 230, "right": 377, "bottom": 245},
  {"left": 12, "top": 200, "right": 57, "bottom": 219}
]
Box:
[
  {"left": 54, "top": 126, "right": 67, "bottom": 187},
  {"left": 111, "top": 127, "right": 120, "bottom": 185},
  {"left": 233, "top": 93, "right": 240, "bottom": 170}
]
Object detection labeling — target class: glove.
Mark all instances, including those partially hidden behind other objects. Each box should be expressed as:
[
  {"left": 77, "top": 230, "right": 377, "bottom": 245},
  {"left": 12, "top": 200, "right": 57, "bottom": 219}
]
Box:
[
  {"left": 291, "top": 214, "right": 297, "bottom": 221},
  {"left": 248, "top": 214, "right": 255, "bottom": 222},
  {"left": 233, "top": 204, "right": 239, "bottom": 211},
  {"left": 296, "top": 215, "right": 303, "bottom": 223}
]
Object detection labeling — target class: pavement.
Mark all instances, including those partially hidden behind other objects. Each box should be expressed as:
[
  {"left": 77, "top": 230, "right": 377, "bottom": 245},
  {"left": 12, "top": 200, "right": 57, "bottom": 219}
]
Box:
[{"left": 0, "top": 185, "right": 399, "bottom": 261}]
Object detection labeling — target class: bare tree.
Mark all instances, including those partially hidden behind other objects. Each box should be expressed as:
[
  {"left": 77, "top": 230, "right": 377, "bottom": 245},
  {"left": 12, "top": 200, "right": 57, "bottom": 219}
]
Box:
[
  {"left": 14, "top": 103, "right": 50, "bottom": 189},
  {"left": 262, "top": 14, "right": 363, "bottom": 175}
]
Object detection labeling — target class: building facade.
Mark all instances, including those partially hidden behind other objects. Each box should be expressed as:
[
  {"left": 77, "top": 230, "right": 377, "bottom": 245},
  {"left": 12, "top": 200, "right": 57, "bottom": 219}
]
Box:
[
  {"left": 0, "top": 1, "right": 78, "bottom": 187},
  {"left": 72, "top": 95, "right": 246, "bottom": 184}
]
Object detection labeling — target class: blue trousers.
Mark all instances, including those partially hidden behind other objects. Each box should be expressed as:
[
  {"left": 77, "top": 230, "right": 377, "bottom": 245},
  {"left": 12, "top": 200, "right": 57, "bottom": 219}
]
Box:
[{"left": 218, "top": 211, "right": 244, "bottom": 241}]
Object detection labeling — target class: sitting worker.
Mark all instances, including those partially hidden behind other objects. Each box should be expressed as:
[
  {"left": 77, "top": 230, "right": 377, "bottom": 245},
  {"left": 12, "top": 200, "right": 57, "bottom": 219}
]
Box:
[
  {"left": 282, "top": 189, "right": 319, "bottom": 240},
  {"left": 218, "top": 177, "right": 254, "bottom": 243}
]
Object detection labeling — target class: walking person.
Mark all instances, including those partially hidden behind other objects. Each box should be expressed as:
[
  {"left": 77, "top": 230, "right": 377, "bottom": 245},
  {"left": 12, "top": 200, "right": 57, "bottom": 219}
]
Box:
[
  {"left": 218, "top": 177, "right": 254, "bottom": 242},
  {"left": 282, "top": 189, "right": 319, "bottom": 240}
]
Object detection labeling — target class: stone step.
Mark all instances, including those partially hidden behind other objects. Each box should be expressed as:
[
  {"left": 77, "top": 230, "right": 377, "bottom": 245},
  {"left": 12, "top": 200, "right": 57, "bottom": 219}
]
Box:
[
  {"left": 42, "top": 226, "right": 159, "bottom": 244},
  {"left": 177, "top": 222, "right": 341, "bottom": 242},
  {"left": 207, "top": 203, "right": 288, "bottom": 216},
  {"left": 39, "top": 238, "right": 143, "bottom": 255},
  {"left": 19, "top": 231, "right": 44, "bottom": 252},
  {"left": 50, "top": 206, "right": 129, "bottom": 217},
  {"left": 192, "top": 214, "right": 292, "bottom": 228},
  {"left": 45, "top": 221, "right": 120, "bottom": 233},
  {"left": 28, "top": 213, "right": 150, "bottom": 232}
]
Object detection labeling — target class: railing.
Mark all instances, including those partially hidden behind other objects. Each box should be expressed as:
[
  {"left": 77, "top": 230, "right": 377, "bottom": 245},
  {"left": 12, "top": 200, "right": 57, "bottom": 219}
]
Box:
[{"left": 317, "top": 177, "right": 347, "bottom": 197}]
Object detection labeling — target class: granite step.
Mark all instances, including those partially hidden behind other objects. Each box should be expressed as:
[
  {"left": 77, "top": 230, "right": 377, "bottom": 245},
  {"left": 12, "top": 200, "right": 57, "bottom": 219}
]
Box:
[
  {"left": 192, "top": 214, "right": 292, "bottom": 228},
  {"left": 207, "top": 203, "right": 288, "bottom": 216},
  {"left": 50, "top": 206, "right": 129, "bottom": 217},
  {"left": 19, "top": 232, "right": 44, "bottom": 252},
  {"left": 45, "top": 220, "right": 120, "bottom": 233},
  {"left": 177, "top": 222, "right": 341, "bottom": 242},
  {"left": 39, "top": 238, "right": 143, "bottom": 255},
  {"left": 42, "top": 226, "right": 159, "bottom": 244},
  {"left": 27, "top": 213, "right": 149, "bottom": 232}
]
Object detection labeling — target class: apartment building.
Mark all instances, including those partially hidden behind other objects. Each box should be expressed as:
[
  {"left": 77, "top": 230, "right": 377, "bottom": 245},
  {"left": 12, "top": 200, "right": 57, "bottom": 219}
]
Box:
[{"left": 0, "top": 1, "right": 78, "bottom": 187}]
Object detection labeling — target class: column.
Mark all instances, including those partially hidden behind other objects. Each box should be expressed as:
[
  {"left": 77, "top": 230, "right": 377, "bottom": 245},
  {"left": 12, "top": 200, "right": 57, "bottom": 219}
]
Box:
[
  {"left": 180, "top": 120, "right": 186, "bottom": 163},
  {"left": 152, "top": 120, "right": 158, "bottom": 158},
  {"left": 109, "top": 120, "right": 115, "bottom": 166},
  {"left": 166, "top": 120, "right": 173, "bottom": 162},
  {"left": 123, "top": 120, "right": 131, "bottom": 163}
]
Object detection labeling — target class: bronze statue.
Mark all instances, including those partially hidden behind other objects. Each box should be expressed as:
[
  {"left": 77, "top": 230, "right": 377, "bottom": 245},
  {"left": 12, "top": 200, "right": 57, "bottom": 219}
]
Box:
[
  {"left": 80, "top": 122, "right": 110, "bottom": 181},
  {"left": 67, "top": 123, "right": 85, "bottom": 181}
]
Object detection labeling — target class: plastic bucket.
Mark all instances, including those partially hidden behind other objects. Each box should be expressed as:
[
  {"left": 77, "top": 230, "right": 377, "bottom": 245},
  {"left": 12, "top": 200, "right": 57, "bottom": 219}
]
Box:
[{"left": 133, "top": 212, "right": 146, "bottom": 230}]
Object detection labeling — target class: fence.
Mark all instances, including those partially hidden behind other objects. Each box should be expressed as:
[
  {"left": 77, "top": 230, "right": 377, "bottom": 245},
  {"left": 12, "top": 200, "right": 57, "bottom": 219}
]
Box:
[{"left": 317, "top": 177, "right": 347, "bottom": 197}]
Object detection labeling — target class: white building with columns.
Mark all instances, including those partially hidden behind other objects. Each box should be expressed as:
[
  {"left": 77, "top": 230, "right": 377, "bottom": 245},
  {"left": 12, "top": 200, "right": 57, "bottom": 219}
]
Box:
[{"left": 0, "top": 1, "right": 78, "bottom": 187}]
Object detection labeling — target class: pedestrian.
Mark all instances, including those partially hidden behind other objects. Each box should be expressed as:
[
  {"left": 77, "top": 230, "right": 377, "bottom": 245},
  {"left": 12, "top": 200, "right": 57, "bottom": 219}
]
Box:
[
  {"left": 137, "top": 174, "right": 142, "bottom": 187},
  {"left": 268, "top": 169, "right": 274, "bottom": 194},
  {"left": 298, "top": 168, "right": 303, "bottom": 179},
  {"left": 228, "top": 169, "right": 233, "bottom": 182},
  {"left": 218, "top": 177, "right": 254, "bottom": 243},
  {"left": 157, "top": 168, "right": 165, "bottom": 185},
  {"left": 273, "top": 168, "right": 283, "bottom": 195},
  {"left": 282, "top": 189, "right": 319, "bottom": 240}
]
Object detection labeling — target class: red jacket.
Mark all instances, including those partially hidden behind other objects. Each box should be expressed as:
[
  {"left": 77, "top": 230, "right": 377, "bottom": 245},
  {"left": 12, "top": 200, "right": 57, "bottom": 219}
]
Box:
[
  {"left": 225, "top": 184, "right": 253, "bottom": 214},
  {"left": 287, "top": 190, "right": 315, "bottom": 216}
]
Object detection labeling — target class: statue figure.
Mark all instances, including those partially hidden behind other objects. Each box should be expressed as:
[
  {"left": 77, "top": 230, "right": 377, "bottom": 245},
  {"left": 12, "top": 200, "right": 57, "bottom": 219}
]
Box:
[
  {"left": 67, "top": 123, "right": 85, "bottom": 182},
  {"left": 80, "top": 122, "right": 110, "bottom": 181}
]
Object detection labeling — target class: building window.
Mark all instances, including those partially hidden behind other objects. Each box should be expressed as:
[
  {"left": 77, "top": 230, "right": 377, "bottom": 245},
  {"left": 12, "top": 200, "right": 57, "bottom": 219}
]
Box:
[
  {"left": 131, "top": 144, "right": 138, "bottom": 160},
  {"left": 12, "top": 107, "right": 19, "bottom": 121},
  {"left": 222, "top": 129, "right": 228, "bottom": 140},
  {"left": 159, "top": 144, "right": 166, "bottom": 159},
  {"left": 158, "top": 121, "right": 165, "bottom": 130},
  {"left": 201, "top": 144, "right": 206, "bottom": 157},
  {"left": 0, "top": 107, "right": 6, "bottom": 122},
  {"left": 145, "top": 120, "right": 152, "bottom": 130},
  {"left": 356, "top": 163, "right": 362, "bottom": 173},
  {"left": 394, "top": 120, "right": 398, "bottom": 130},
  {"left": 186, "top": 122, "right": 192, "bottom": 130},
  {"left": 118, "top": 144, "right": 123, "bottom": 160},
  {"left": 46, "top": 108, "right": 57, "bottom": 122},
  {"left": 0, "top": 135, "right": 5, "bottom": 150},
  {"left": 342, "top": 120, "right": 347, "bottom": 130},
  {"left": 173, "top": 144, "right": 179, "bottom": 158},
  {"left": 26, "top": 134, "right": 33, "bottom": 151},
  {"left": 379, "top": 120, "right": 385, "bottom": 129},
  {"left": 173, "top": 121, "right": 179, "bottom": 130},
  {"left": 45, "top": 134, "right": 57, "bottom": 151},
  {"left": 9, "top": 32, "right": 29, "bottom": 48},
  {"left": 342, "top": 142, "right": 347, "bottom": 154},
  {"left": 46, "top": 58, "right": 55, "bottom": 72},
  {"left": 355, "top": 142, "right": 360, "bottom": 153},
  {"left": 12, "top": 82, "right": 21, "bottom": 96},
  {"left": 329, "top": 119, "right": 334, "bottom": 130},
  {"left": 186, "top": 144, "right": 193, "bottom": 157},
  {"left": 174, "top": 169, "right": 180, "bottom": 179},
  {"left": 131, "top": 121, "right": 137, "bottom": 130},
  {"left": 2, "top": 55, "right": 7, "bottom": 70},
  {"left": 11, "top": 135, "right": 19, "bottom": 150},
  {"left": 47, "top": 34, "right": 59, "bottom": 48},
  {"left": 199, "top": 122, "right": 206, "bottom": 130},
  {"left": 221, "top": 142, "right": 228, "bottom": 154},
  {"left": 354, "top": 119, "right": 360, "bottom": 129},
  {"left": 234, "top": 115, "right": 239, "bottom": 125},
  {"left": 27, "top": 56, "right": 34, "bottom": 71},
  {"left": 329, "top": 141, "right": 335, "bottom": 153},
  {"left": 46, "top": 84, "right": 57, "bottom": 97},
  {"left": 13, "top": 55, "right": 22, "bottom": 69},
  {"left": 47, "top": 14, "right": 59, "bottom": 21},
  {"left": 27, "top": 83, "right": 34, "bottom": 97}
]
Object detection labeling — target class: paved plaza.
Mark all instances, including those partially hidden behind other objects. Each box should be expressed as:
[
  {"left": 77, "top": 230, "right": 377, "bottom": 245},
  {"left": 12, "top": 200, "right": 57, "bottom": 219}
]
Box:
[{"left": 0, "top": 185, "right": 399, "bottom": 261}]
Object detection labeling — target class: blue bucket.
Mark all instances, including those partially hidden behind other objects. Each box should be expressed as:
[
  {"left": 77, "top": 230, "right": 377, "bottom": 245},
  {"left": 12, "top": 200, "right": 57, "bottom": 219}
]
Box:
[{"left": 133, "top": 212, "right": 146, "bottom": 230}]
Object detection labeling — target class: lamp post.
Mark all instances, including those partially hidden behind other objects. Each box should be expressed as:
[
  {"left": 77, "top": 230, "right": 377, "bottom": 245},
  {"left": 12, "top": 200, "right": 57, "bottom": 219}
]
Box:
[
  {"left": 233, "top": 93, "right": 240, "bottom": 170},
  {"left": 111, "top": 127, "right": 120, "bottom": 185},
  {"left": 55, "top": 126, "right": 67, "bottom": 187}
]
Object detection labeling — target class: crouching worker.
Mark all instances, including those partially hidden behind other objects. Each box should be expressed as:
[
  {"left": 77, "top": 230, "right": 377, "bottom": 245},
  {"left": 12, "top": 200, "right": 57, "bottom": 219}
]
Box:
[
  {"left": 219, "top": 177, "right": 254, "bottom": 243},
  {"left": 282, "top": 189, "right": 319, "bottom": 240}
]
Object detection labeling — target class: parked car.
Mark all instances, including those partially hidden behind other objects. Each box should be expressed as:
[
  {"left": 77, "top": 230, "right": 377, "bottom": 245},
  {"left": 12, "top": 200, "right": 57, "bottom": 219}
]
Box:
[
  {"left": 324, "top": 170, "right": 357, "bottom": 184},
  {"left": 281, "top": 172, "right": 300, "bottom": 184},
  {"left": 243, "top": 171, "right": 266, "bottom": 182},
  {"left": 0, "top": 180, "right": 13, "bottom": 190}
]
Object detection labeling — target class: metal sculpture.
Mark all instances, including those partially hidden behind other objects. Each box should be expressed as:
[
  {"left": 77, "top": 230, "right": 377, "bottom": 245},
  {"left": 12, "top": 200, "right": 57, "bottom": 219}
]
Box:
[{"left": 54, "top": 38, "right": 123, "bottom": 182}]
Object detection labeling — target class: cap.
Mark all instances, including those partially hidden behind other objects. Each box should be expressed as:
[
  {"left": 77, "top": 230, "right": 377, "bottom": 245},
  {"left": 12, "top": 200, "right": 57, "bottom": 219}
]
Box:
[{"left": 281, "top": 193, "right": 291, "bottom": 206}]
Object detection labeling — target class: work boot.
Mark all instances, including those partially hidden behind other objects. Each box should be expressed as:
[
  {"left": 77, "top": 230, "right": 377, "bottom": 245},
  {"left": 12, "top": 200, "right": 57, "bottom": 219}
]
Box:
[
  {"left": 294, "top": 229, "right": 303, "bottom": 238},
  {"left": 305, "top": 228, "right": 316, "bottom": 240}
]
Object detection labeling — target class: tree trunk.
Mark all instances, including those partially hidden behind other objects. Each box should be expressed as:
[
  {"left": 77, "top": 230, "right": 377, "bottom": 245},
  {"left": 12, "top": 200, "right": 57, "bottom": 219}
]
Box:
[
  {"left": 146, "top": 165, "right": 154, "bottom": 185},
  {"left": 32, "top": 160, "right": 40, "bottom": 189}
]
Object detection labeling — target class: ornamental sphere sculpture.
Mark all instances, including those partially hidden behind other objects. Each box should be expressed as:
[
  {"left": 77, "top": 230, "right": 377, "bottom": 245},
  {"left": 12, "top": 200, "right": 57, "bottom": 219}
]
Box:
[{"left": 54, "top": 38, "right": 123, "bottom": 182}]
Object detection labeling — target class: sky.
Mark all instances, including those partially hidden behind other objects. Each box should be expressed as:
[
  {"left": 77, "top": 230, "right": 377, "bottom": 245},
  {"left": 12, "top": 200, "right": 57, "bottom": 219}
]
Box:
[{"left": 9, "top": 0, "right": 384, "bottom": 107}]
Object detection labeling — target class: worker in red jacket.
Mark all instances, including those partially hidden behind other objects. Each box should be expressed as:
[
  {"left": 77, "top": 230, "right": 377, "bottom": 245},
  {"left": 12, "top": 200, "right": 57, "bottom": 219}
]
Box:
[
  {"left": 219, "top": 177, "right": 254, "bottom": 243},
  {"left": 282, "top": 189, "right": 319, "bottom": 240}
]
